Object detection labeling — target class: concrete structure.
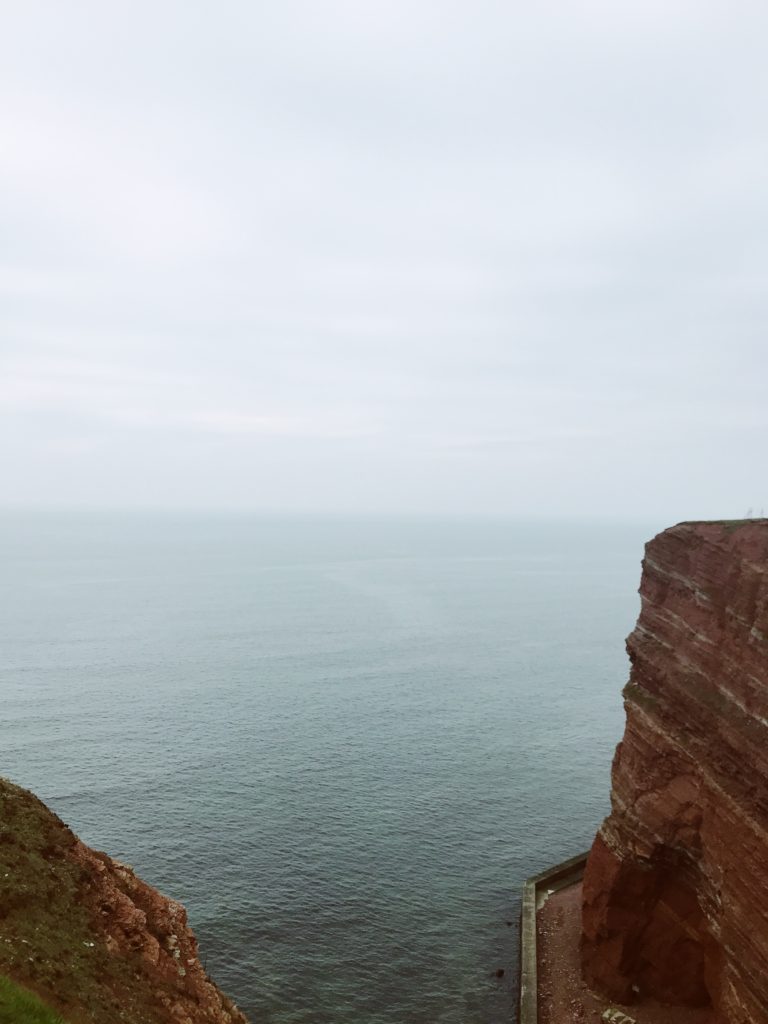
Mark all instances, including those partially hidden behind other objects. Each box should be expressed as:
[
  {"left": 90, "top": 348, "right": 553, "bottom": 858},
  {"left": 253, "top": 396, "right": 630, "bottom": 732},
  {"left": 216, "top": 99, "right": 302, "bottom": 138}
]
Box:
[{"left": 518, "top": 853, "right": 588, "bottom": 1024}]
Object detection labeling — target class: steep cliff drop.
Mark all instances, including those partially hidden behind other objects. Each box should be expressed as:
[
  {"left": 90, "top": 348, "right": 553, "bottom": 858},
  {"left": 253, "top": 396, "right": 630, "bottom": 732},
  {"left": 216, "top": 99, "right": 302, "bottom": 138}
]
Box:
[
  {"left": 581, "top": 520, "right": 768, "bottom": 1024},
  {"left": 0, "top": 776, "right": 248, "bottom": 1024}
]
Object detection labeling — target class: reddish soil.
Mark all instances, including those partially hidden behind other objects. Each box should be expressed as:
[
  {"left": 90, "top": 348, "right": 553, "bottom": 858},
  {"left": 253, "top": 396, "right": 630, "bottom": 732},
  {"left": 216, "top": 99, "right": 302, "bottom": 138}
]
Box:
[{"left": 536, "top": 881, "right": 715, "bottom": 1024}]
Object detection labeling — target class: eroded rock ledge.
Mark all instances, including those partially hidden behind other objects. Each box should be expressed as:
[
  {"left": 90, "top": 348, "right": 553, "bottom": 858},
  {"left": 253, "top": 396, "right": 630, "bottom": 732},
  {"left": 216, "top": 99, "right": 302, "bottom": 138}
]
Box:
[
  {"left": 581, "top": 520, "right": 768, "bottom": 1024},
  {"left": 0, "top": 776, "right": 248, "bottom": 1024}
]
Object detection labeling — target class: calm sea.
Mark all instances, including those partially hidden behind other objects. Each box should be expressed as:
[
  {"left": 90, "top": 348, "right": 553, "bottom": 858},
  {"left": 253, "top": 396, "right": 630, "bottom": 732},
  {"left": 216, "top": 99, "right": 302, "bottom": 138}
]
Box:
[{"left": 0, "top": 513, "right": 655, "bottom": 1023}]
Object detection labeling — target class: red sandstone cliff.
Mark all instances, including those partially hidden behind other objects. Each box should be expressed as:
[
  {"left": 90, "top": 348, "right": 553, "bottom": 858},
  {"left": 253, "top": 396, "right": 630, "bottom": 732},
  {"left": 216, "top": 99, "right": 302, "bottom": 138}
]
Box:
[
  {"left": 0, "top": 776, "right": 248, "bottom": 1024},
  {"left": 581, "top": 520, "right": 768, "bottom": 1024}
]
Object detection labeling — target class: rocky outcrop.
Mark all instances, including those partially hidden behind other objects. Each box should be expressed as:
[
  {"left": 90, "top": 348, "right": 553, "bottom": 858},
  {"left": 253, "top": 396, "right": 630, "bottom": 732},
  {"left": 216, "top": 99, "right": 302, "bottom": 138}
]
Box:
[
  {"left": 0, "top": 776, "right": 247, "bottom": 1024},
  {"left": 581, "top": 520, "right": 768, "bottom": 1023}
]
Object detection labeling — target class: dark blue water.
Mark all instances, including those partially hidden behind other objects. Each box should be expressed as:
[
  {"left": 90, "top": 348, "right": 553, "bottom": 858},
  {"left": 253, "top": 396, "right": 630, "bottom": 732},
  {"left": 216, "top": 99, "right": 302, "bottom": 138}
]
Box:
[{"left": 0, "top": 513, "right": 653, "bottom": 1023}]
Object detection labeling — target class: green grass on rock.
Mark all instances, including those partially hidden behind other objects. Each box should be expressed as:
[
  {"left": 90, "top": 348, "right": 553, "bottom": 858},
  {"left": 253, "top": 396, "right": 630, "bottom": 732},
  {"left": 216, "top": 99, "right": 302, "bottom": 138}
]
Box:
[{"left": 0, "top": 974, "right": 65, "bottom": 1024}]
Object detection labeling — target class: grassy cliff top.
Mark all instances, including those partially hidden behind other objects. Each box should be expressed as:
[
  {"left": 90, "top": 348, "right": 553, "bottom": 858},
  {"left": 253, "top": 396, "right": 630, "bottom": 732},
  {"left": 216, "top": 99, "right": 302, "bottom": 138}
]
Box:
[
  {"left": 0, "top": 776, "right": 247, "bottom": 1024},
  {"left": 0, "top": 777, "right": 157, "bottom": 1023},
  {"left": 0, "top": 975, "right": 65, "bottom": 1024}
]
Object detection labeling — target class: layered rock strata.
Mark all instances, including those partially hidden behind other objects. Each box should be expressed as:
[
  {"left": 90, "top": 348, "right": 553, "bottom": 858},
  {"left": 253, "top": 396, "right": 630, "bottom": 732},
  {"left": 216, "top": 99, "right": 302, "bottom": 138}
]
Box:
[
  {"left": 581, "top": 520, "right": 768, "bottom": 1024},
  {"left": 0, "top": 776, "right": 247, "bottom": 1024}
]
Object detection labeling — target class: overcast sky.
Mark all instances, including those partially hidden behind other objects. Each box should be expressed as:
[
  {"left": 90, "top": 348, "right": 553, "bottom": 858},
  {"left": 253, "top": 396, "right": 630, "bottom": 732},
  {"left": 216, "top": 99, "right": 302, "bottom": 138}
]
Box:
[{"left": 2, "top": 1, "right": 767, "bottom": 520}]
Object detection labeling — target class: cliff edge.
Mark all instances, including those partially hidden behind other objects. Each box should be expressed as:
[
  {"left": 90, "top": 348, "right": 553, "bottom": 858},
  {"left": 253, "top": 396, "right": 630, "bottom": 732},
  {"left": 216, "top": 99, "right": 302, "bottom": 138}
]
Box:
[
  {"left": 0, "top": 776, "right": 248, "bottom": 1024},
  {"left": 581, "top": 520, "right": 768, "bottom": 1023}
]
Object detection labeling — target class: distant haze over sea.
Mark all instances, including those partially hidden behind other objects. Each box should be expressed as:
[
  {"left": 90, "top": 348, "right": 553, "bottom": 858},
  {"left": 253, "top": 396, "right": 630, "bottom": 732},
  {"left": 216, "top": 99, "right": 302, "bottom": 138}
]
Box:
[{"left": 2, "top": 512, "right": 651, "bottom": 1023}]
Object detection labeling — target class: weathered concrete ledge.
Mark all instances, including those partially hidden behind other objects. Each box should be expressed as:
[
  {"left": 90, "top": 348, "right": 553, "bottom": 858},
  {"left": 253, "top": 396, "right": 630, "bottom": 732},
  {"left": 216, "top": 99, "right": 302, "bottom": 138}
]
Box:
[{"left": 518, "top": 852, "right": 588, "bottom": 1024}]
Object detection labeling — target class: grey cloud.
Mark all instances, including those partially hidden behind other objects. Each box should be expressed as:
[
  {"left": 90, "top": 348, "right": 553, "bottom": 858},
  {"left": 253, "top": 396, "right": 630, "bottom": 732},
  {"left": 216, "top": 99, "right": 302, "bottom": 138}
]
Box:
[{"left": 2, "top": 1, "right": 767, "bottom": 518}]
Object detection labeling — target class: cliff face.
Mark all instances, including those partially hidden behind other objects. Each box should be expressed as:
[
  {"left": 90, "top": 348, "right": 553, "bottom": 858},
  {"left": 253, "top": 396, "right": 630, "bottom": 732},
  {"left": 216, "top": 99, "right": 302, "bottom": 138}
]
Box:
[
  {"left": 581, "top": 520, "right": 768, "bottom": 1024},
  {"left": 0, "top": 777, "right": 247, "bottom": 1024}
]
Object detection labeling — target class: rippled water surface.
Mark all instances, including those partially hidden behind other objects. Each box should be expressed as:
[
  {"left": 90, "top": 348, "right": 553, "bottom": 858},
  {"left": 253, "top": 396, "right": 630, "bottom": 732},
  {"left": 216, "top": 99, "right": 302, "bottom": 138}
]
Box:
[{"left": 0, "top": 513, "right": 653, "bottom": 1023}]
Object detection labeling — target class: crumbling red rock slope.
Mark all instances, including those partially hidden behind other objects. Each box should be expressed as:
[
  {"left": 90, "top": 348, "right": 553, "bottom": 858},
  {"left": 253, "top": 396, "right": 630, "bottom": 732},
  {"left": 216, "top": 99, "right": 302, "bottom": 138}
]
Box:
[
  {"left": 0, "top": 776, "right": 247, "bottom": 1024},
  {"left": 581, "top": 520, "right": 768, "bottom": 1024}
]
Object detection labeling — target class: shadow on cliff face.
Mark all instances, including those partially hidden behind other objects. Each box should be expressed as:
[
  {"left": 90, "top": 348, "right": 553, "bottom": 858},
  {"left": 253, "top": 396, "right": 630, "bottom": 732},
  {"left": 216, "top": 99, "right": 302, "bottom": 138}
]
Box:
[{"left": 582, "top": 835, "right": 712, "bottom": 1008}]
